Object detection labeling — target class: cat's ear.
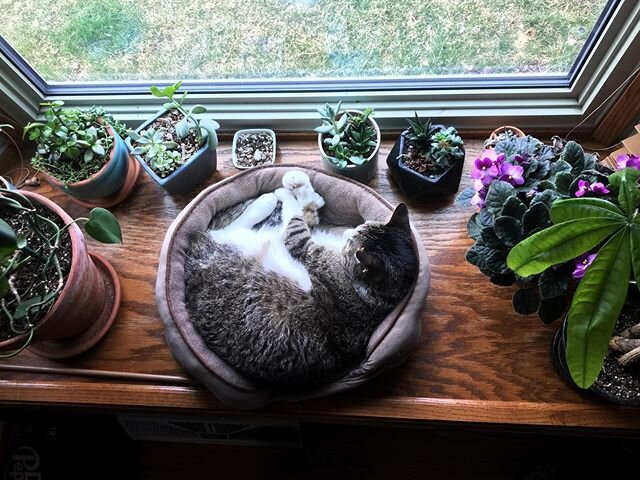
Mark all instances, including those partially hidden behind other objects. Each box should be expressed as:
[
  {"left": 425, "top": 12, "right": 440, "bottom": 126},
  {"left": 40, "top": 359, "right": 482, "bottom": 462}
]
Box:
[
  {"left": 386, "top": 203, "right": 411, "bottom": 231},
  {"left": 356, "top": 248, "right": 385, "bottom": 282}
]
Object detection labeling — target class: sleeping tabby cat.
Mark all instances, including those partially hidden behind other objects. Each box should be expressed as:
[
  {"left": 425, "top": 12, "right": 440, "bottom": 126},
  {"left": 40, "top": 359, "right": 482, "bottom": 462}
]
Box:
[{"left": 185, "top": 171, "right": 418, "bottom": 387}]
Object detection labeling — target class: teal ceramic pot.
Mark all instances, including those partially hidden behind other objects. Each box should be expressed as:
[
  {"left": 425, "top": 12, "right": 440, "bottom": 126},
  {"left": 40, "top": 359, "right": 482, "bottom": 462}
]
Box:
[
  {"left": 317, "top": 110, "right": 380, "bottom": 184},
  {"left": 386, "top": 129, "right": 465, "bottom": 200},
  {"left": 47, "top": 125, "right": 130, "bottom": 200},
  {"left": 126, "top": 109, "right": 217, "bottom": 195}
]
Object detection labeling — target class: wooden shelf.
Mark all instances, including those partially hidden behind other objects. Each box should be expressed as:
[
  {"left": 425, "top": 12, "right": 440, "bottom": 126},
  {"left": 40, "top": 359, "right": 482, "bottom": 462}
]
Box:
[{"left": 2, "top": 137, "right": 640, "bottom": 431}]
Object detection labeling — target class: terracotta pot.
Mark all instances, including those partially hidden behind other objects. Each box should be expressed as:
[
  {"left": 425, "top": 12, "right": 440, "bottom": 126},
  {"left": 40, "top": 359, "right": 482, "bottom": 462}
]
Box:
[
  {"left": 318, "top": 109, "right": 380, "bottom": 184},
  {"left": 386, "top": 128, "right": 465, "bottom": 199},
  {"left": 0, "top": 191, "right": 118, "bottom": 356},
  {"left": 126, "top": 109, "right": 218, "bottom": 194},
  {"left": 45, "top": 125, "right": 135, "bottom": 204}
]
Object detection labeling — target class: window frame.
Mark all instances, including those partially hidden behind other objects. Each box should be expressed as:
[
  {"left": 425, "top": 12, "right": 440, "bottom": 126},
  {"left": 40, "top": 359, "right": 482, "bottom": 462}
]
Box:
[{"left": 0, "top": 0, "right": 638, "bottom": 134}]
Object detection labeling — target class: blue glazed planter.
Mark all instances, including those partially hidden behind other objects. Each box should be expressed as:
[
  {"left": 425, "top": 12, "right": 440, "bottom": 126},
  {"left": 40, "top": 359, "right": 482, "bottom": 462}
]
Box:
[
  {"left": 47, "top": 126, "right": 130, "bottom": 200},
  {"left": 126, "top": 109, "right": 217, "bottom": 194}
]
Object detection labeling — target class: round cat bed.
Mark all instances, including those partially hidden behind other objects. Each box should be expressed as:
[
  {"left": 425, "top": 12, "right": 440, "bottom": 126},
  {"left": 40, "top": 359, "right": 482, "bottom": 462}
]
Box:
[{"left": 156, "top": 164, "right": 431, "bottom": 409}]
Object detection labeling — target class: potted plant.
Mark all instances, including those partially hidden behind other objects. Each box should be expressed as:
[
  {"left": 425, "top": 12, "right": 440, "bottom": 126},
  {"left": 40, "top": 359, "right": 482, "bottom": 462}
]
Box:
[
  {"left": 462, "top": 133, "right": 611, "bottom": 324},
  {"left": 315, "top": 102, "right": 380, "bottom": 184},
  {"left": 507, "top": 162, "right": 640, "bottom": 403},
  {"left": 0, "top": 186, "right": 123, "bottom": 359},
  {"left": 387, "top": 114, "right": 465, "bottom": 198},
  {"left": 126, "top": 81, "right": 220, "bottom": 194},
  {"left": 23, "top": 102, "right": 138, "bottom": 208},
  {"left": 231, "top": 129, "right": 276, "bottom": 169}
]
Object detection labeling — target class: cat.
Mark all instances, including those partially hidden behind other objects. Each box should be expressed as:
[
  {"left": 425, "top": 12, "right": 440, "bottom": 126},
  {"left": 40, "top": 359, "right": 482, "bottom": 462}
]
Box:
[{"left": 184, "top": 170, "right": 419, "bottom": 387}]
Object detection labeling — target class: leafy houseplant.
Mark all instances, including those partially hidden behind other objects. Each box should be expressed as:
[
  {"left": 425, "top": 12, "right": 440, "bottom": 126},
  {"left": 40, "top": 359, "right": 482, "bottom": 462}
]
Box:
[
  {"left": 126, "top": 81, "right": 220, "bottom": 194},
  {"left": 463, "top": 135, "right": 611, "bottom": 324},
  {"left": 315, "top": 102, "right": 381, "bottom": 183},
  {"left": 387, "top": 114, "right": 465, "bottom": 198},
  {"left": 0, "top": 186, "right": 123, "bottom": 358},
  {"left": 507, "top": 166, "right": 640, "bottom": 393},
  {"left": 23, "top": 101, "right": 137, "bottom": 206}
]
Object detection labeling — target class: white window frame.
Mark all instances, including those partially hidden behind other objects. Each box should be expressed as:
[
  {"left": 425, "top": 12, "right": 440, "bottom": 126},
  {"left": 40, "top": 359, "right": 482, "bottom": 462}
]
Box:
[{"left": 0, "top": 0, "right": 638, "bottom": 134}]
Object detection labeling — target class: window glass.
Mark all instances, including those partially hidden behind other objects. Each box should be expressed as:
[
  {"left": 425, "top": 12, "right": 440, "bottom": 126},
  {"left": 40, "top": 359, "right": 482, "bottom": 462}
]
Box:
[{"left": 0, "top": 0, "right": 609, "bottom": 82}]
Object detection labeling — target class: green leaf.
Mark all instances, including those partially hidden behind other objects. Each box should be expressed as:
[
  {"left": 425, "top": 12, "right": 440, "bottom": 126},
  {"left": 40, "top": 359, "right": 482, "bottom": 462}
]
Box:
[
  {"left": 485, "top": 181, "right": 515, "bottom": 216},
  {"left": 91, "top": 142, "right": 105, "bottom": 156},
  {"left": 150, "top": 86, "right": 164, "bottom": 97},
  {"left": 189, "top": 104, "right": 207, "bottom": 115},
  {"left": 493, "top": 216, "right": 522, "bottom": 247},
  {"left": 466, "top": 213, "right": 483, "bottom": 240},
  {"left": 0, "top": 219, "right": 18, "bottom": 255},
  {"left": 490, "top": 272, "right": 515, "bottom": 286},
  {"left": 522, "top": 202, "right": 551, "bottom": 236},
  {"left": 13, "top": 291, "right": 58, "bottom": 320},
  {"left": 538, "top": 295, "right": 568, "bottom": 324},
  {"left": 608, "top": 167, "right": 640, "bottom": 218},
  {"left": 349, "top": 156, "right": 365, "bottom": 165},
  {"left": 314, "top": 125, "right": 334, "bottom": 134},
  {"left": 84, "top": 208, "right": 122, "bottom": 244},
  {"left": 567, "top": 229, "right": 631, "bottom": 389},
  {"left": 555, "top": 171, "right": 574, "bottom": 197},
  {"left": 199, "top": 119, "right": 219, "bottom": 150},
  {"left": 501, "top": 196, "right": 527, "bottom": 220},
  {"left": 480, "top": 227, "right": 504, "bottom": 249},
  {"left": 512, "top": 288, "right": 540, "bottom": 315},
  {"left": 631, "top": 224, "right": 640, "bottom": 289},
  {"left": 83, "top": 148, "right": 94, "bottom": 163},
  {"left": 562, "top": 141, "right": 585, "bottom": 175},
  {"left": 550, "top": 197, "right": 625, "bottom": 224},
  {"left": 538, "top": 267, "right": 568, "bottom": 299},
  {"left": 127, "top": 130, "right": 141, "bottom": 142},
  {"left": 506, "top": 218, "right": 624, "bottom": 277},
  {"left": 530, "top": 190, "right": 557, "bottom": 210},
  {"left": 175, "top": 118, "right": 190, "bottom": 139}
]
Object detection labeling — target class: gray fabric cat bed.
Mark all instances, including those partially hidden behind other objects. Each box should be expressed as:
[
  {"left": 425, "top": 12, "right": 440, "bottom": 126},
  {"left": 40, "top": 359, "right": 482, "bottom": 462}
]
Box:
[{"left": 156, "top": 164, "right": 430, "bottom": 409}]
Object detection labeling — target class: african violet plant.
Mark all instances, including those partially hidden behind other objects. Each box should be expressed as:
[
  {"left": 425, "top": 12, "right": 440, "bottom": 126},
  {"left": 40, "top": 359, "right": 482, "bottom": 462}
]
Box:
[
  {"left": 507, "top": 163, "right": 640, "bottom": 389},
  {"left": 24, "top": 102, "right": 128, "bottom": 184},
  {"left": 315, "top": 102, "right": 378, "bottom": 168},
  {"left": 464, "top": 135, "right": 611, "bottom": 323}
]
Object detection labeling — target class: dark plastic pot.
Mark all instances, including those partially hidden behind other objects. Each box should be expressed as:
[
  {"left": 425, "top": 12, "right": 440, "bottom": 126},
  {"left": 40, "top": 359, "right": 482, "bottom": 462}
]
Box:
[
  {"left": 318, "top": 110, "right": 380, "bottom": 184},
  {"left": 387, "top": 129, "right": 465, "bottom": 199},
  {"left": 551, "top": 289, "right": 640, "bottom": 406},
  {"left": 126, "top": 109, "right": 217, "bottom": 194},
  {"left": 46, "top": 125, "right": 133, "bottom": 201}
]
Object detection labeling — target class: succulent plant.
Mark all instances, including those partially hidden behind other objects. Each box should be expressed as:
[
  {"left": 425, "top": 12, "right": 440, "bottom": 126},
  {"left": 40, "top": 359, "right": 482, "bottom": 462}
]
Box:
[
  {"left": 430, "top": 127, "right": 464, "bottom": 169},
  {"left": 405, "top": 113, "right": 441, "bottom": 154},
  {"left": 315, "top": 103, "right": 377, "bottom": 168}
]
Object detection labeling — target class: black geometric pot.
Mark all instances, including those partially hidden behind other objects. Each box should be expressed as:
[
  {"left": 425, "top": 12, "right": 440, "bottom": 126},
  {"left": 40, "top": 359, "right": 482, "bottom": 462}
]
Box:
[
  {"left": 386, "top": 129, "right": 464, "bottom": 200},
  {"left": 551, "top": 286, "right": 640, "bottom": 406}
]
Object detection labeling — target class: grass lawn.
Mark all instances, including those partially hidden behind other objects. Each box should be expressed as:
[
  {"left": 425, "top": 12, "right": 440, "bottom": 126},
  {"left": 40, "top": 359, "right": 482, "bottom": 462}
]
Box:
[{"left": 0, "top": 0, "right": 607, "bottom": 82}]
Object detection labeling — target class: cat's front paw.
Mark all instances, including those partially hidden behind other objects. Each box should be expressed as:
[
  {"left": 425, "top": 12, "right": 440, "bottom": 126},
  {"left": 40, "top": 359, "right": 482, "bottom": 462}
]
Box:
[{"left": 282, "top": 170, "right": 311, "bottom": 191}]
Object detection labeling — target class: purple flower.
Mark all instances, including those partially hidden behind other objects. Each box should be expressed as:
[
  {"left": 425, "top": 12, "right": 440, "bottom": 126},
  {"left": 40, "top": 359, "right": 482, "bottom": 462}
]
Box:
[
  {"left": 572, "top": 253, "right": 597, "bottom": 280},
  {"left": 590, "top": 182, "right": 610, "bottom": 195},
  {"left": 575, "top": 179, "right": 610, "bottom": 197},
  {"left": 616, "top": 153, "right": 640, "bottom": 170},
  {"left": 512, "top": 154, "right": 529, "bottom": 166},
  {"left": 472, "top": 156, "right": 499, "bottom": 184},
  {"left": 499, "top": 163, "right": 525, "bottom": 186},
  {"left": 471, "top": 183, "right": 487, "bottom": 207},
  {"left": 575, "top": 179, "right": 590, "bottom": 197}
]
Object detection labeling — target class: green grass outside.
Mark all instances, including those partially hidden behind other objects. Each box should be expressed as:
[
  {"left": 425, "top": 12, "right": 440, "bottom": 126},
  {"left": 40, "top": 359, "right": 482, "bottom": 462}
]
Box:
[{"left": 0, "top": 0, "right": 607, "bottom": 82}]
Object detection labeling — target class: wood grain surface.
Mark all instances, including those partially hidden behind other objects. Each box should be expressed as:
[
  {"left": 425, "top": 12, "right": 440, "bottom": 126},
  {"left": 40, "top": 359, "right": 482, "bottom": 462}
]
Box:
[{"left": 2, "top": 136, "right": 640, "bottom": 430}]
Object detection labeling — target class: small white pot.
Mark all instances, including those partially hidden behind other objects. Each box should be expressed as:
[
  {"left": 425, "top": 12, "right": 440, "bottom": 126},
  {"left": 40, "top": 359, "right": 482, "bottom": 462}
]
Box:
[{"left": 232, "top": 129, "right": 277, "bottom": 169}]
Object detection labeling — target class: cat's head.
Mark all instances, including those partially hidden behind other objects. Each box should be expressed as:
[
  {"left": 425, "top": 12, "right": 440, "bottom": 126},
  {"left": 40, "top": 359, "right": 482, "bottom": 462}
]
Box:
[{"left": 342, "top": 203, "right": 419, "bottom": 299}]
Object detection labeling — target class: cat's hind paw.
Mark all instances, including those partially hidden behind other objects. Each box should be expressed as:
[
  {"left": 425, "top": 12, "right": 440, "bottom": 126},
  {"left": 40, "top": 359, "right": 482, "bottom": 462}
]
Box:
[{"left": 282, "top": 170, "right": 311, "bottom": 191}]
